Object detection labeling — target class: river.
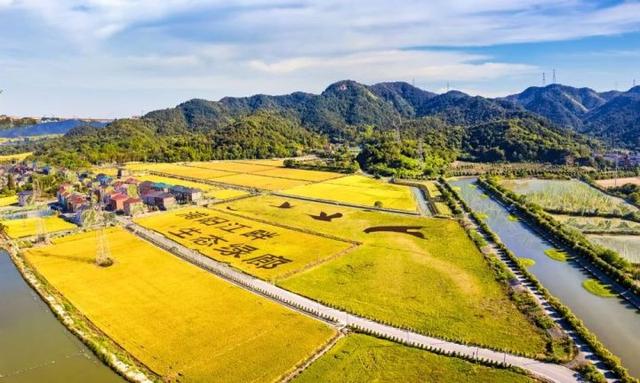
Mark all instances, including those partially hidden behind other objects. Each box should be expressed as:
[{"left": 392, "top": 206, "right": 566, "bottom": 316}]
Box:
[
  {"left": 0, "top": 250, "right": 124, "bottom": 383},
  {"left": 450, "top": 178, "right": 640, "bottom": 378}
]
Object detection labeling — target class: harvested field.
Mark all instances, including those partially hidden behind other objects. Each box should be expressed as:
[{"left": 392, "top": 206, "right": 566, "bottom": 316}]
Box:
[
  {"left": 224, "top": 195, "right": 553, "bottom": 356},
  {"left": 134, "top": 207, "right": 353, "bottom": 279},
  {"left": 1, "top": 216, "right": 76, "bottom": 239},
  {"left": 294, "top": 334, "right": 535, "bottom": 383},
  {"left": 24, "top": 228, "right": 336, "bottom": 383},
  {"left": 596, "top": 177, "right": 640, "bottom": 188},
  {"left": 282, "top": 175, "right": 417, "bottom": 212}
]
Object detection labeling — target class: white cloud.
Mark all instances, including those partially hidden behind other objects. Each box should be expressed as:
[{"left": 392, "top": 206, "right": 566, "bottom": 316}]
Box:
[{"left": 0, "top": 0, "right": 639, "bottom": 117}]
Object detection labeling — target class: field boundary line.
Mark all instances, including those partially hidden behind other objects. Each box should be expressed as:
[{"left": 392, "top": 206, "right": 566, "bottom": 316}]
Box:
[
  {"left": 124, "top": 220, "right": 582, "bottom": 383},
  {"left": 279, "top": 331, "right": 345, "bottom": 383}
]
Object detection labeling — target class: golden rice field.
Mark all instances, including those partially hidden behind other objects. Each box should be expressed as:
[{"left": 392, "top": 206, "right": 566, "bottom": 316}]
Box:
[
  {"left": 223, "top": 195, "right": 552, "bottom": 356},
  {"left": 233, "top": 159, "right": 285, "bottom": 167},
  {"left": 282, "top": 175, "right": 417, "bottom": 211},
  {"left": 0, "top": 195, "right": 18, "bottom": 207},
  {"left": 213, "top": 173, "right": 310, "bottom": 191},
  {"left": 253, "top": 167, "right": 343, "bottom": 182},
  {"left": 1, "top": 216, "right": 76, "bottom": 238},
  {"left": 132, "top": 174, "right": 248, "bottom": 200},
  {"left": 596, "top": 176, "right": 640, "bottom": 188},
  {"left": 24, "top": 228, "right": 336, "bottom": 383},
  {"left": 134, "top": 207, "right": 353, "bottom": 279},
  {"left": 0, "top": 152, "right": 32, "bottom": 163},
  {"left": 188, "top": 161, "right": 278, "bottom": 174}
]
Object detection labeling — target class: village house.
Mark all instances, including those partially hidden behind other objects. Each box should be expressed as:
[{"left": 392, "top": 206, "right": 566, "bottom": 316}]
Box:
[
  {"left": 169, "top": 185, "right": 202, "bottom": 203},
  {"left": 108, "top": 192, "right": 128, "bottom": 211},
  {"left": 123, "top": 197, "right": 143, "bottom": 216}
]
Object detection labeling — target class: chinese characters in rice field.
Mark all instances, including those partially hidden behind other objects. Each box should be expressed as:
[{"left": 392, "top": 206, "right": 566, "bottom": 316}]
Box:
[{"left": 170, "top": 210, "right": 292, "bottom": 269}]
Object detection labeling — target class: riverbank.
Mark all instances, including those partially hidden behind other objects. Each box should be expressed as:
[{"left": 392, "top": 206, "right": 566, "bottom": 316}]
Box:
[{"left": 1, "top": 240, "right": 157, "bottom": 383}]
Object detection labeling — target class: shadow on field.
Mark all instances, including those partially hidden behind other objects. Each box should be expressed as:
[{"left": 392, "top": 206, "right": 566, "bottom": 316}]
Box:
[{"left": 364, "top": 226, "right": 426, "bottom": 239}]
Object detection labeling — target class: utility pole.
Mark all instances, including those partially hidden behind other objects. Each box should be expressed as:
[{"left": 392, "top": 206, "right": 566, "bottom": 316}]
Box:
[
  {"left": 542, "top": 72, "right": 546, "bottom": 86},
  {"left": 552, "top": 69, "right": 556, "bottom": 84}
]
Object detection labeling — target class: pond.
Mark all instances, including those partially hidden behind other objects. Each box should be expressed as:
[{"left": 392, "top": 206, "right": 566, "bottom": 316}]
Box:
[
  {"left": 451, "top": 178, "right": 640, "bottom": 378},
  {"left": 0, "top": 250, "right": 124, "bottom": 383}
]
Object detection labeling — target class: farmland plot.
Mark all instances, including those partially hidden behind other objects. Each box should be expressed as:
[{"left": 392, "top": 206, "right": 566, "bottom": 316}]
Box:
[
  {"left": 24, "top": 228, "right": 336, "bottom": 383},
  {"left": 282, "top": 175, "right": 417, "bottom": 212},
  {"left": 294, "top": 334, "right": 534, "bottom": 383},
  {"left": 501, "top": 178, "right": 637, "bottom": 215},
  {"left": 587, "top": 235, "right": 640, "bottom": 263},
  {"left": 223, "top": 195, "right": 554, "bottom": 356},
  {"left": 213, "top": 173, "right": 310, "bottom": 191},
  {"left": 552, "top": 214, "right": 640, "bottom": 233},
  {"left": 1, "top": 216, "right": 76, "bottom": 238},
  {"left": 134, "top": 207, "right": 353, "bottom": 279}
]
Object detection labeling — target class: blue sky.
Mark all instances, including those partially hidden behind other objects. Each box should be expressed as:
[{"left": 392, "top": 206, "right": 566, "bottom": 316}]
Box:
[{"left": 1, "top": 0, "right": 639, "bottom": 118}]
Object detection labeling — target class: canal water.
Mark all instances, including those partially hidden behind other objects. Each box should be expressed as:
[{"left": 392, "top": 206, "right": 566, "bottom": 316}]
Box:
[
  {"left": 451, "top": 178, "right": 640, "bottom": 378},
  {"left": 0, "top": 250, "right": 124, "bottom": 383}
]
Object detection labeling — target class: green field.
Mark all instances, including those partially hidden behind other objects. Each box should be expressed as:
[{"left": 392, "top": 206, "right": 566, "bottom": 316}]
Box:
[
  {"left": 501, "top": 178, "right": 636, "bottom": 215},
  {"left": 294, "top": 334, "right": 535, "bottom": 383},
  {"left": 225, "top": 195, "right": 555, "bottom": 357}
]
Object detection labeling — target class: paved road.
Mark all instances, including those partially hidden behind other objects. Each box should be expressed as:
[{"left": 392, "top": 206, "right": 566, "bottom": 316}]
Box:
[{"left": 123, "top": 219, "right": 583, "bottom": 383}]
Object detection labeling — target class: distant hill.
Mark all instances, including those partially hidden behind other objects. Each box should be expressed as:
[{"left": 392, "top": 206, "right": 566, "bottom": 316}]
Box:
[
  {"left": 505, "top": 84, "right": 640, "bottom": 146},
  {"left": 28, "top": 80, "right": 598, "bottom": 171},
  {"left": 582, "top": 86, "right": 640, "bottom": 147},
  {"left": 0, "top": 119, "right": 109, "bottom": 138}
]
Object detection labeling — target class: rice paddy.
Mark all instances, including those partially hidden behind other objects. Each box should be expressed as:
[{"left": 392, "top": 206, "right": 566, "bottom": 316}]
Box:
[
  {"left": 213, "top": 173, "right": 310, "bottom": 191},
  {"left": 224, "top": 195, "right": 553, "bottom": 356},
  {"left": 501, "top": 178, "right": 637, "bottom": 215},
  {"left": 24, "top": 227, "right": 336, "bottom": 383},
  {"left": 596, "top": 176, "right": 640, "bottom": 188},
  {"left": 1, "top": 216, "right": 76, "bottom": 238},
  {"left": 0, "top": 195, "right": 18, "bottom": 207},
  {"left": 294, "top": 334, "right": 535, "bottom": 383},
  {"left": 134, "top": 207, "right": 354, "bottom": 280},
  {"left": 281, "top": 175, "right": 418, "bottom": 211},
  {"left": 552, "top": 214, "right": 640, "bottom": 233}
]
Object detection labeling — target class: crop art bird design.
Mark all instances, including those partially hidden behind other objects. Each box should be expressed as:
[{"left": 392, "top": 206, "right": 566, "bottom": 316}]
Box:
[{"left": 310, "top": 211, "right": 343, "bottom": 222}]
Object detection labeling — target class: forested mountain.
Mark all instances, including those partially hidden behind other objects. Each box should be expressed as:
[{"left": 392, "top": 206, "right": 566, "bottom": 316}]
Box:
[
  {"left": 506, "top": 84, "right": 640, "bottom": 146},
  {"left": 19, "top": 79, "right": 617, "bottom": 175},
  {"left": 582, "top": 86, "right": 640, "bottom": 147}
]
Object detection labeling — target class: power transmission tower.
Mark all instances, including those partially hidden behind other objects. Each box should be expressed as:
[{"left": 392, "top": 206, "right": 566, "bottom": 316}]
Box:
[
  {"left": 95, "top": 206, "right": 112, "bottom": 266},
  {"left": 552, "top": 69, "right": 556, "bottom": 84},
  {"left": 542, "top": 72, "right": 546, "bottom": 86},
  {"left": 32, "top": 180, "right": 49, "bottom": 244}
]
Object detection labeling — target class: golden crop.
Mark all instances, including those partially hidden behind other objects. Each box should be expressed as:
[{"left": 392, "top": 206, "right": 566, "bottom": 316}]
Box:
[{"left": 25, "top": 227, "right": 336, "bottom": 383}]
